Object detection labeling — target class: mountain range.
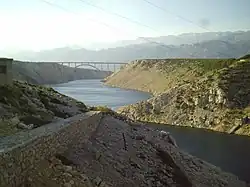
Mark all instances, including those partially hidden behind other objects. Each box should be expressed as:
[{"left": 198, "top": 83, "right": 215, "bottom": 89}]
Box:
[{"left": 2, "top": 30, "right": 250, "bottom": 62}]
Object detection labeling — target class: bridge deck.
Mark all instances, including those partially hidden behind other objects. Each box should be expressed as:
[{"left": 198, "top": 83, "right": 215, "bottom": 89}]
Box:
[
  {"left": 20, "top": 61, "right": 127, "bottom": 71},
  {"left": 26, "top": 61, "right": 127, "bottom": 65}
]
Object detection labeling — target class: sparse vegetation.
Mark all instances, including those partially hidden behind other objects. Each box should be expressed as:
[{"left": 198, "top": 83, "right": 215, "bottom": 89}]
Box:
[
  {"left": 0, "top": 81, "right": 89, "bottom": 136},
  {"left": 89, "top": 105, "right": 114, "bottom": 114},
  {"left": 196, "top": 59, "right": 236, "bottom": 73},
  {"left": 105, "top": 57, "right": 250, "bottom": 135},
  {"left": 0, "top": 119, "right": 19, "bottom": 136}
]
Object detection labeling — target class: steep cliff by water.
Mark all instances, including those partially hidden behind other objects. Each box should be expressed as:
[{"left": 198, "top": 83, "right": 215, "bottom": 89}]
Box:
[
  {"left": 105, "top": 57, "right": 250, "bottom": 135},
  {"left": 13, "top": 61, "right": 111, "bottom": 84}
]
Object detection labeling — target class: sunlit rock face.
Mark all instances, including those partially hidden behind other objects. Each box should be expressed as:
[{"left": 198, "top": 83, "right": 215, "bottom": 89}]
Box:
[{"left": 108, "top": 57, "right": 250, "bottom": 135}]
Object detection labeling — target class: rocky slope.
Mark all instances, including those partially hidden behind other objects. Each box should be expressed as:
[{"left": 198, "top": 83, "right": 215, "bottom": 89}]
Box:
[
  {"left": 24, "top": 114, "right": 248, "bottom": 186},
  {"left": 13, "top": 61, "right": 111, "bottom": 84},
  {"left": 0, "top": 80, "right": 89, "bottom": 136},
  {"left": 105, "top": 56, "right": 250, "bottom": 135},
  {"left": 0, "top": 81, "right": 248, "bottom": 186}
]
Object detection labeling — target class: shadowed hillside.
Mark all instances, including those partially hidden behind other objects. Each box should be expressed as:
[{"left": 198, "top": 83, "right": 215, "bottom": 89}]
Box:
[
  {"left": 0, "top": 81, "right": 89, "bottom": 136},
  {"left": 12, "top": 61, "right": 111, "bottom": 84}
]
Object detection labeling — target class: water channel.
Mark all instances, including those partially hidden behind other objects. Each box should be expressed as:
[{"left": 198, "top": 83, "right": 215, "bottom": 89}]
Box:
[{"left": 52, "top": 79, "right": 250, "bottom": 182}]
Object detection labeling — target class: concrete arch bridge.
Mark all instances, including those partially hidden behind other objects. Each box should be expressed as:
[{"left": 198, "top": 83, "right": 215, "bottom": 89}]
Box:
[{"left": 57, "top": 61, "right": 127, "bottom": 72}]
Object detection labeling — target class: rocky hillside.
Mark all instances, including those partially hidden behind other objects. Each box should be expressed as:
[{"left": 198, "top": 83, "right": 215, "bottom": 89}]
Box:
[
  {"left": 0, "top": 81, "right": 89, "bottom": 136},
  {"left": 0, "top": 81, "right": 248, "bottom": 186},
  {"left": 24, "top": 115, "right": 248, "bottom": 186},
  {"left": 105, "top": 56, "right": 250, "bottom": 136},
  {"left": 13, "top": 61, "right": 111, "bottom": 84}
]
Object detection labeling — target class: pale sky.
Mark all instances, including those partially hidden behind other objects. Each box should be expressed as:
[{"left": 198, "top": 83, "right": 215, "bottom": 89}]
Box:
[{"left": 0, "top": 0, "right": 250, "bottom": 51}]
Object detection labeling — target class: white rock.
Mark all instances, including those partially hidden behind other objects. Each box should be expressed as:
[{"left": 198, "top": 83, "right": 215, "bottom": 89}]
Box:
[
  {"left": 64, "top": 165, "right": 73, "bottom": 172},
  {"left": 63, "top": 173, "right": 72, "bottom": 178},
  {"left": 94, "top": 177, "right": 102, "bottom": 186},
  {"left": 17, "top": 122, "right": 30, "bottom": 129},
  {"left": 27, "top": 124, "right": 34, "bottom": 130},
  {"left": 64, "top": 183, "right": 71, "bottom": 187},
  {"left": 10, "top": 117, "right": 20, "bottom": 126},
  {"left": 159, "top": 130, "right": 178, "bottom": 147},
  {"left": 159, "top": 130, "right": 169, "bottom": 137}
]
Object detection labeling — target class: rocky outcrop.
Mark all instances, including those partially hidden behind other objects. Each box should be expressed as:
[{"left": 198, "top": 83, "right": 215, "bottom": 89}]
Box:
[
  {"left": 0, "top": 80, "right": 89, "bottom": 136},
  {"left": 13, "top": 61, "right": 111, "bottom": 84},
  {"left": 17, "top": 114, "right": 248, "bottom": 186},
  {"left": 56, "top": 115, "right": 247, "bottom": 187},
  {"left": 105, "top": 58, "right": 250, "bottom": 135}
]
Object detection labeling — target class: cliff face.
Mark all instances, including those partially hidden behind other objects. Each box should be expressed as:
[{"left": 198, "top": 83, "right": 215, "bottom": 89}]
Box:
[
  {"left": 105, "top": 58, "right": 250, "bottom": 135},
  {"left": 13, "top": 61, "right": 111, "bottom": 84}
]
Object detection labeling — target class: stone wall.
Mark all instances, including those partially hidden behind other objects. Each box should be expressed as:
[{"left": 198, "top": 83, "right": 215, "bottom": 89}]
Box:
[
  {"left": 0, "top": 58, "right": 13, "bottom": 85},
  {"left": 0, "top": 111, "right": 103, "bottom": 187}
]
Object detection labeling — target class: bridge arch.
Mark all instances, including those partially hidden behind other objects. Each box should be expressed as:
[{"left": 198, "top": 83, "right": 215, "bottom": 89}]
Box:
[{"left": 75, "top": 64, "right": 101, "bottom": 71}]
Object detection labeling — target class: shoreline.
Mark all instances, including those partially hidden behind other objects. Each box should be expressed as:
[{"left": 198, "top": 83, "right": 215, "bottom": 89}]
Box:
[
  {"left": 104, "top": 83, "right": 154, "bottom": 95},
  {"left": 51, "top": 78, "right": 248, "bottom": 137},
  {"left": 103, "top": 58, "right": 250, "bottom": 137},
  {"left": 103, "top": 83, "right": 231, "bottom": 135},
  {"left": 43, "top": 77, "right": 110, "bottom": 86},
  {"left": 50, "top": 79, "right": 152, "bottom": 112}
]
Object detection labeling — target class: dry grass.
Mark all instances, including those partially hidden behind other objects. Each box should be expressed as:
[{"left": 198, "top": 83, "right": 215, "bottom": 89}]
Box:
[
  {"left": 0, "top": 120, "right": 20, "bottom": 136},
  {"left": 105, "top": 60, "right": 202, "bottom": 94},
  {"left": 105, "top": 58, "right": 250, "bottom": 136}
]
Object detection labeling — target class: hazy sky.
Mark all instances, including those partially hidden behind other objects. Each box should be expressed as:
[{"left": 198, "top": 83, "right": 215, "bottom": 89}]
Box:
[{"left": 0, "top": 0, "right": 250, "bottom": 51}]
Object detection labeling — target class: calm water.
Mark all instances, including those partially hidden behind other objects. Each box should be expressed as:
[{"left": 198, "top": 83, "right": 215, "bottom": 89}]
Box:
[
  {"left": 52, "top": 79, "right": 250, "bottom": 183},
  {"left": 151, "top": 124, "right": 250, "bottom": 183},
  {"left": 52, "top": 79, "right": 151, "bottom": 110}
]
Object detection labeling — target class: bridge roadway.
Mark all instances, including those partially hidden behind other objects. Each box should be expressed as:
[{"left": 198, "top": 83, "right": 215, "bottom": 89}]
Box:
[
  {"left": 59, "top": 61, "right": 127, "bottom": 71},
  {"left": 27, "top": 61, "right": 128, "bottom": 71}
]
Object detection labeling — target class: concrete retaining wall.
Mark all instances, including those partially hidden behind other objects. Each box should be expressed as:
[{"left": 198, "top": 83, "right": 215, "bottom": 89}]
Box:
[{"left": 0, "top": 111, "right": 103, "bottom": 187}]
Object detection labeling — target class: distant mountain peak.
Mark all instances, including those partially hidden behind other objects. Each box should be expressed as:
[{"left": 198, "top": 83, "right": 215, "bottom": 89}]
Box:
[{"left": 5, "top": 30, "right": 250, "bottom": 62}]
